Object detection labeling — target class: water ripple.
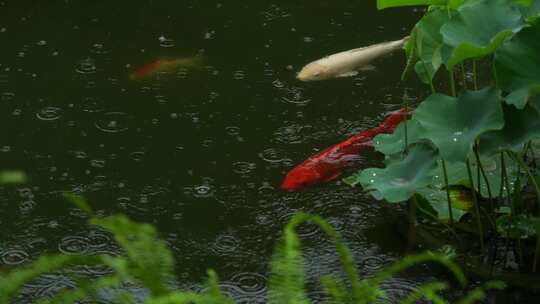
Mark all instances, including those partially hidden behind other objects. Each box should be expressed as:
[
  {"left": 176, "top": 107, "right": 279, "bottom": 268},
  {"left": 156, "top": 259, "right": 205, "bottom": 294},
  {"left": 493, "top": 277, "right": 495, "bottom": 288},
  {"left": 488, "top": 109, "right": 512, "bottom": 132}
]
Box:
[
  {"left": 258, "top": 148, "right": 289, "bottom": 164},
  {"left": 81, "top": 97, "right": 105, "bottom": 113},
  {"left": 233, "top": 70, "right": 246, "bottom": 80},
  {"left": 58, "top": 236, "right": 90, "bottom": 255},
  {"left": 191, "top": 185, "right": 215, "bottom": 199},
  {"left": 234, "top": 294, "right": 266, "bottom": 304},
  {"left": 36, "top": 106, "right": 63, "bottom": 121},
  {"left": 130, "top": 151, "right": 146, "bottom": 162},
  {"left": 225, "top": 126, "right": 241, "bottom": 136},
  {"left": 279, "top": 212, "right": 320, "bottom": 238},
  {"left": 24, "top": 274, "right": 77, "bottom": 298},
  {"left": 90, "top": 43, "right": 110, "bottom": 55},
  {"left": 19, "top": 200, "right": 36, "bottom": 214},
  {"left": 75, "top": 58, "right": 97, "bottom": 74},
  {"left": 158, "top": 36, "right": 175, "bottom": 48},
  {"left": 95, "top": 112, "right": 130, "bottom": 133},
  {"left": 232, "top": 161, "right": 256, "bottom": 176},
  {"left": 1, "top": 92, "right": 15, "bottom": 101},
  {"left": 360, "top": 255, "right": 386, "bottom": 274},
  {"left": 378, "top": 278, "right": 419, "bottom": 302},
  {"left": 230, "top": 272, "right": 267, "bottom": 295},
  {"left": 210, "top": 233, "right": 240, "bottom": 255},
  {"left": 281, "top": 87, "right": 311, "bottom": 106},
  {"left": 273, "top": 124, "right": 311, "bottom": 144},
  {"left": 1, "top": 249, "right": 29, "bottom": 265}
]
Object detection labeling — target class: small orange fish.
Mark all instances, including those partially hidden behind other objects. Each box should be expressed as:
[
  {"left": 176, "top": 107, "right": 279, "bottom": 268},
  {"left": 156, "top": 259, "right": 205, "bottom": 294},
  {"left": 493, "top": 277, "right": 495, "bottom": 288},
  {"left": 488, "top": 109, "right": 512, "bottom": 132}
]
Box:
[{"left": 129, "top": 56, "right": 203, "bottom": 80}]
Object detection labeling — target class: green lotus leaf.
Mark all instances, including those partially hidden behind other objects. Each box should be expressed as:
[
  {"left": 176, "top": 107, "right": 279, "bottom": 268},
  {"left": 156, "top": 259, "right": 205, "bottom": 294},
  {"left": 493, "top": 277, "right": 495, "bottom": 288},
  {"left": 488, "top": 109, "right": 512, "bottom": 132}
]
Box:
[
  {"left": 414, "top": 87, "right": 505, "bottom": 163},
  {"left": 354, "top": 143, "right": 438, "bottom": 203},
  {"left": 441, "top": 0, "right": 525, "bottom": 69},
  {"left": 518, "top": 0, "right": 540, "bottom": 22},
  {"left": 531, "top": 94, "right": 540, "bottom": 113},
  {"left": 417, "top": 187, "right": 471, "bottom": 221},
  {"left": 377, "top": 0, "right": 446, "bottom": 10},
  {"left": 515, "top": 0, "right": 534, "bottom": 6},
  {"left": 433, "top": 155, "right": 520, "bottom": 198},
  {"left": 373, "top": 119, "right": 424, "bottom": 155},
  {"left": 376, "top": 0, "right": 466, "bottom": 9},
  {"left": 495, "top": 20, "right": 540, "bottom": 108},
  {"left": 497, "top": 214, "right": 540, "bottom": 239},
  {"left": 407, "top": 8, "right": 453, "bottom": 84},
  {"left": 479, "top": 104, "right": 540, "bottom": 155}
]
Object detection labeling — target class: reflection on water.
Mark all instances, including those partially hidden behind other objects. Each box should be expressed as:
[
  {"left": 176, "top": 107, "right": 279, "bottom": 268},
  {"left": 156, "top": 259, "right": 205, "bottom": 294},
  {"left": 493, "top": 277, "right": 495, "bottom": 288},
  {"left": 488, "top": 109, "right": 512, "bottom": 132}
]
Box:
[{"left": 0, "top": 0, "right": 438, "bottom": 302}]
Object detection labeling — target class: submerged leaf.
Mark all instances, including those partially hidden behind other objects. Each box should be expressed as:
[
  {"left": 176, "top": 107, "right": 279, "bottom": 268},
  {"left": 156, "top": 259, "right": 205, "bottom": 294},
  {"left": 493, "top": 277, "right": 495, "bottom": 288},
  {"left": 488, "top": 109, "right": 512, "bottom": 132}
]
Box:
[
  {"left": 414, "top": 87, "right": 504, "bottom": 163},
  {"left": 357, "top": 143, "right": 438, "bottom": 203},
  {"left": 441, "top": 0, "right": 525, "bottom": 69},
  {"left": 495, "top": 20, "right": 540, "bottom": 108}
]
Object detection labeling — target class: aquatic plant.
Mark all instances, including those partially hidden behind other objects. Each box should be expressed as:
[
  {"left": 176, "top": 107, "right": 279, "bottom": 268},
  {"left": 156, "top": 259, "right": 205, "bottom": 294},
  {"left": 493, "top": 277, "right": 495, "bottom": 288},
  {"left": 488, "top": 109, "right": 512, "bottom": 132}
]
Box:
[
  {"left": 346, "top": 0, "right": 540, "bottom": 276},
  {"left": 0, "top": 195, "right": 502, "bottom": 303}
]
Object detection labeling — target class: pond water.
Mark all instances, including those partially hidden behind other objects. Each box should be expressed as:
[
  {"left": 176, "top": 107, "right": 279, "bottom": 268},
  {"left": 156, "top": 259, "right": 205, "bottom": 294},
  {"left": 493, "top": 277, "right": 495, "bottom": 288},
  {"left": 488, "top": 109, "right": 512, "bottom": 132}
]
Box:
[{"left": 0, "top": 0, "right": 468, "bottom": 302}]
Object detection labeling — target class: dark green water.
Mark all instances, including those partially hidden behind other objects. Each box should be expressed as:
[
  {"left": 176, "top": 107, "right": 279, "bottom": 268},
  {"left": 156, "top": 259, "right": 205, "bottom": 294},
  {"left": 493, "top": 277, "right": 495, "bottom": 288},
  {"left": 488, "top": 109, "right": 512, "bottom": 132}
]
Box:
[{"left": 0, "top": 0, "right": 450, "bottom": 302}]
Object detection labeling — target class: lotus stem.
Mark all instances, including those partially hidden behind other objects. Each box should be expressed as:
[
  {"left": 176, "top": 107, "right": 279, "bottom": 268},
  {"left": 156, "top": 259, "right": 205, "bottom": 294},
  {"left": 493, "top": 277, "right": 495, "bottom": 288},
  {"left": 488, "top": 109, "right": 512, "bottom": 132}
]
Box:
[
  {"left": 441, "top": 160, "right": 454, "bottom": 225},
  {"left": 403, "top": 92, "right": 409, "bottom": 154},
  {"left": 509, "top": 150, "right": 540, "bottom": 217},
  {"left": 528, "top": 142, "right": 538, "bottom": 169},
  {"left": 414, "top": 202, "right": 459, "bottom": 240},
  {"left": 501, "top": 152, "right": 515, "bottom": 215},
  {"left": 460, "top": 62, "right": 467, "bottom": 90},
  {"left": 474, "top": 145, "right": 494, "bottom": 211},
  {"left": 449, "top": 69, "right": 457, "bottom": 97},
  {"left": 501, "top": 152, "right": 524, "bottom": 267},
  {"left": 408, "top": 195, "right": 419, "bottom": 251},
  {"left": 535, "top": 239, "right": 540, "bottom": 273},
  {"left": 508, "top": 150, "right": 540, "bottom": 271},
  {"left": 472, "top": 60, "right": 478, "bottom": 90},
  {"left": 466, "top": 159, "right": 485, "bottom": 251}
]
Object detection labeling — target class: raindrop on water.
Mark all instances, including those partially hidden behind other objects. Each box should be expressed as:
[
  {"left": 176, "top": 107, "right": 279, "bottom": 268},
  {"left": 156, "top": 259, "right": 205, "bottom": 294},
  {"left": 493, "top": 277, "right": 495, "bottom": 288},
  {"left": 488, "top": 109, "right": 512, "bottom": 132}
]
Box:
[
  {"left": 230, "top": 272, "right": 267, "bottom": 295},
  {"left": 1, "top": 249, "right": 29, "bottom": 265},
  {"left": 94, "top": 112, "right": 130, "bottom": 133},
  {"left": 158, "top": 36, "right": 175, "bottom": 48},
  {"left": 58, "top": 236, "right": 90, "bottom": 255},
  {"left": 192, "top": 185, "right": 214, "bottom": 198},
  {"left": 36, "top": 106, "right": 63, "bottom": 121},
  {"left": 75, "top": 58, "right": 97, "bottom": 74}
]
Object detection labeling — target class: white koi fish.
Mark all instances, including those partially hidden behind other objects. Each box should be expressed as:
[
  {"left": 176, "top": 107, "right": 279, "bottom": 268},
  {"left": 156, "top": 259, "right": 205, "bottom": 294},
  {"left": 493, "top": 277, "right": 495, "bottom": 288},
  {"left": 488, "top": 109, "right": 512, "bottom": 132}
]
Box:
[{"left": 297, "top": 36, "right": 408, "bottom": 81}]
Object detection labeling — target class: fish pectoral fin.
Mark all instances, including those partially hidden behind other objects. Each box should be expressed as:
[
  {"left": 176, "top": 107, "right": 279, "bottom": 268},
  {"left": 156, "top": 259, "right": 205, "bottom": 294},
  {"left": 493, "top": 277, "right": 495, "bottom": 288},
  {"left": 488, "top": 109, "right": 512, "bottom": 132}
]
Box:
[
  {"left": 336, "top": 71, "right": 359, "bottom": 78},
  {"left": 359, "top": 64, "right": 376, "bottom": 71}
]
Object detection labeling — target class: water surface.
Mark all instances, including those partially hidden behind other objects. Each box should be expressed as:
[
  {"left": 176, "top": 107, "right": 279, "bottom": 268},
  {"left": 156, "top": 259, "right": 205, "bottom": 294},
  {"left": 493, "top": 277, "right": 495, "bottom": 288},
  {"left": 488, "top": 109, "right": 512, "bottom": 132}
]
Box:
[{"left": 0, "top": 1, "right": 439, "bottom": 302}]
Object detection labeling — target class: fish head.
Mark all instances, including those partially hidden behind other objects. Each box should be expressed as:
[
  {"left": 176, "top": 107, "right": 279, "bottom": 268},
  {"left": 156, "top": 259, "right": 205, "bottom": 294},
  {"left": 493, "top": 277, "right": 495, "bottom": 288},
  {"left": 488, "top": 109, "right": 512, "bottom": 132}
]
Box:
[
  {"left": 281, "top": 165, "right": 322, "bottom": 191},
  {"left": 297, "top": 62, "right": 329, "bottom": 81}
]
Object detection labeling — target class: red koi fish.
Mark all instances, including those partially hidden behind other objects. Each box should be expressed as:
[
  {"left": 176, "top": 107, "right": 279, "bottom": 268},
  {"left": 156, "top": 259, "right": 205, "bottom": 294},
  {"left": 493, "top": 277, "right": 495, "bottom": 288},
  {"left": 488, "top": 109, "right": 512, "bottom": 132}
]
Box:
[
  {"left": 129, "top": 56, "right": 204, "bottom": 80},
  {"left": 281, "top": 108, "right": 410, "bottom": 191}
]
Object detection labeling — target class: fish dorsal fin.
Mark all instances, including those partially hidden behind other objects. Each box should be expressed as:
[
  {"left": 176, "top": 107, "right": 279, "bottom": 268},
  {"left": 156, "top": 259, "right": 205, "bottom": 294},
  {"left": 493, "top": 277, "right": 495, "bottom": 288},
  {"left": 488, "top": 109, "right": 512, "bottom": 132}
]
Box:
[{"left": 348, "top": 46, "right": 368, "bottom": 53}]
